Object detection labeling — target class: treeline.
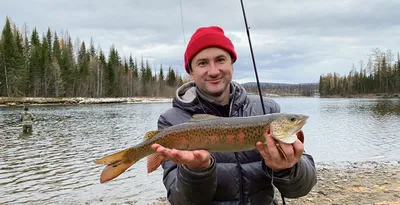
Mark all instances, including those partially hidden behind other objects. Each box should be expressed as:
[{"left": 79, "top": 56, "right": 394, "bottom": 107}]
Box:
[
  {"left": 0, "top": 17, "right": 187, "bottom": 98},
  {"left": 242, "top": 83, "right": 318, "bottom": 97},
  {"left": 319, "top": 48, "right": 400, "bottom": 97}
]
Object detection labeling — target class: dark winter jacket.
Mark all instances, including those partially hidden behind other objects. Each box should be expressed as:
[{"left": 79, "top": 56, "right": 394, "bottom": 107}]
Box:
[{"left": 157, "top": 81, "right": 317, "bottom": 205}]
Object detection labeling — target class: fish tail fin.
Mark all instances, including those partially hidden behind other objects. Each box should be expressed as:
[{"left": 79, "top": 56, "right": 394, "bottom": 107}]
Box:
[
  {"left": 147, "top": 153, "right": 165, "bottom": 174},
  {"left": 100, "top": 159, "right": 136, "bottom": 183},
  {"left": 95, "top": 148, "right": 138, "bottom": 183},
  {"left": 95, "top": 129, "right": 162, "bottom": 183},
  {"left": 95, "top": 148, "right": 130, "bottom": 165}
]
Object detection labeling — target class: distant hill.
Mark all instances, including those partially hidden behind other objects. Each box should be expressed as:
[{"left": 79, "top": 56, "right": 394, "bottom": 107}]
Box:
[
  {"left": 241, "top": 82, "right": 319, "bottom": 97},
  {"left": 241, "top": 82, "right": 318, "bottom": 87}
]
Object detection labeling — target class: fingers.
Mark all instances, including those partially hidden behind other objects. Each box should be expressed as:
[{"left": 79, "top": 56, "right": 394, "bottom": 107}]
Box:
[
  {"left": 191, "top": 150, "right": 211, "bottom": 168},
  {"left": 292, "top": 139, "right": 304, "bottom": 159},
  {"left": 161, "top": 147, "right": 189, "bottom": 163},
  {"left": 256, "top": 142, "right": 271, "bottom": 161},
  {"left": 151, "top": 144, "right": 160, "bottom": 150},
  {"left": 193, "top": 150, "right": 206, "bottom": 161},
  {"left": 151, "top": 144, "right": 210, "bottom": 167},
  {"left": 277, "top": 142, "right": 294, "bottom": 159},
  {"left": 259, "top": 134, "right": 303, "bottom": 171},
  {"left": 152, "top": 144, "right": 179, "bottom": 161},
  {"left": 265, "top": 134, "right": 283, "bottom": 162}
]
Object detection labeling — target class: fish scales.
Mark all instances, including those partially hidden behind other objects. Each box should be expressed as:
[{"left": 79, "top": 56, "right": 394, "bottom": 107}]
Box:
[
  {"left": 95, "top": 113, "right": 309, "bottom": 183},
  {"left": 123, "top": 120, "right": 269, "bottom": 162},
  {"left": 133, "top": 115, "right": 273, "bottom": 153}
]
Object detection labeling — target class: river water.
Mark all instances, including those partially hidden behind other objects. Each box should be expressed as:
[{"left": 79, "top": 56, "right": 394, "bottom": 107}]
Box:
[{"left": 1, "top": 97, "right": 399, "bottom": 204}]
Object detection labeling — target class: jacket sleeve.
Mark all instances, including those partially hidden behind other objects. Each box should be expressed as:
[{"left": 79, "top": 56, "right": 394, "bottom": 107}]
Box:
[
  {"left": 157, "top": 114, "right": 218, "bottom": 205},
  {"left": 262, "top": 152, "right": 317, "bottom": 198}
]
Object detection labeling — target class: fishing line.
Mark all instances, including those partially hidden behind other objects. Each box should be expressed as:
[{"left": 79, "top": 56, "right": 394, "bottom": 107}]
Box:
[
  {"left": 239, "top": 1, "right": 286, "bottom": 205},
  {"left": 179, "top": 0, "right": 187, "bottom": 47}
]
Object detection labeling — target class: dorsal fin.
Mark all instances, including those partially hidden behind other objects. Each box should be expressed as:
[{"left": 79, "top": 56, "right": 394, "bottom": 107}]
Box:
[
  {"left": 143, "top": 130, "right": 160, "bottom": 140},
  {"left": 189, "top": 114, "right": 220, "bottom": 122}
]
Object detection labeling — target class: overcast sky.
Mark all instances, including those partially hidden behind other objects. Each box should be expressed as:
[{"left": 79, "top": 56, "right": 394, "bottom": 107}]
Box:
[{"left": 1, "top": 0, "right": 399, "bottom": 84}]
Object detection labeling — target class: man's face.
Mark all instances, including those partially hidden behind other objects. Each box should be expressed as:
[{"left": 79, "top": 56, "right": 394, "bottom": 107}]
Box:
[{"left": 189, "top": 47, "right": 234, "bottom": 97}]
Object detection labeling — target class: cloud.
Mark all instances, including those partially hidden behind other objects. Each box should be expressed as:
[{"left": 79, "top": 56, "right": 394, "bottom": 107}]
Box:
[{"left": 1, "top": 0, "right": 399, "bottom": 84}]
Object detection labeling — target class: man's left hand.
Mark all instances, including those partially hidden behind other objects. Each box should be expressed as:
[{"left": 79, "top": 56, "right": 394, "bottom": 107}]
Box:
[{"left": 256, "top": 132, "right": 304, "bottom": 172}]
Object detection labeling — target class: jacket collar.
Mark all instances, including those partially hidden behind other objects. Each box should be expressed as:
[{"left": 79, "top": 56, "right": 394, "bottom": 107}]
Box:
[{"left": 172, "top": 81, "right": 248, "bottom": 116}]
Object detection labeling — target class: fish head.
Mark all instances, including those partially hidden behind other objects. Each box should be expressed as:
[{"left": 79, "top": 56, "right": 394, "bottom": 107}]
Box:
[{"left": 269, "top": 114, "right": 309, "bottom": 144}]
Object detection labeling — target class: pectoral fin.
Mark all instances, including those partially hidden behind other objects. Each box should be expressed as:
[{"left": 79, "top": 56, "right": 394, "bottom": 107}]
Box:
[{"left": 146, "top": 153, "right": 165, "bottom": 174}]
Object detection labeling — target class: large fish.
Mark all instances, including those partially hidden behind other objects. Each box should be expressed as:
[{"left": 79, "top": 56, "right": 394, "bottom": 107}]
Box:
[{"left": 95, "top": 113, "right": 308, "bottom": 183}]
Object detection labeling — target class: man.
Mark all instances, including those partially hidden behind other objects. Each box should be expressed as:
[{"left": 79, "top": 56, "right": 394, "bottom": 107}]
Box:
[
  {"left": 152, "top": 26, "right": 317, "bottom": 205},
  {"left": 20, "top": 107, "right": 35, "bottom": 133}
]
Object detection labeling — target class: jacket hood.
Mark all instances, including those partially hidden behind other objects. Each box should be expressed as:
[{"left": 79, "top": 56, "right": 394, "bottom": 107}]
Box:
[{"left": 172, "top": 81, "right": 248, "bottom": 116}]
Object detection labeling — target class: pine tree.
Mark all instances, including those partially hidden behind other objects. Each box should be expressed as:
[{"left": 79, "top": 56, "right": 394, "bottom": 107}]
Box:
[
  {"left": 0, "top": 17, "right": 25, "bottom": 96},
  {"left": 14, "top": 28, "right": 27, "bottom": 96},
  {"left": 0, "top": 17, "right": 14, "bottom": 96}
]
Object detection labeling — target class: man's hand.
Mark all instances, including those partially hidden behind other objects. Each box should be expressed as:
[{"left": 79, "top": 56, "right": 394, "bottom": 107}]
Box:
[
  {"left": 256, "top": 132, "right": 304, "bottom": 172},
  {"left": 151, "top": 144, "right": 211, "bottom": 169}
]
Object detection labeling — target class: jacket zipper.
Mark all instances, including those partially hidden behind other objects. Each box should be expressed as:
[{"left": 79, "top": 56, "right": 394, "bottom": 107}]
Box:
[
  {"left": 229, "top": 90, "right": 245, "bottom": 204},
  {"left": 234, "top": 152, "right": 245, "bottom": 204}
]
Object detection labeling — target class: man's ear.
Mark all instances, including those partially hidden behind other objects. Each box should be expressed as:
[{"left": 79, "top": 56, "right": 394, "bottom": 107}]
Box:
[{"left": 189, "top": 71, "right": 194, "bottom": 81}]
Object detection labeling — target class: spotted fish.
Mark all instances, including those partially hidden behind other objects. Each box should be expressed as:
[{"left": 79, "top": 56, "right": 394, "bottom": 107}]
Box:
[{"left": 95, "top": 113, "right": 308, "bottom": 183}]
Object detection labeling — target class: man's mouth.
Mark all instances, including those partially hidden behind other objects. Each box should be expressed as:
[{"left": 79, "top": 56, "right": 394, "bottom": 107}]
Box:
[{"left": 207, "top": 78, "right": 222, "bottom": 84}]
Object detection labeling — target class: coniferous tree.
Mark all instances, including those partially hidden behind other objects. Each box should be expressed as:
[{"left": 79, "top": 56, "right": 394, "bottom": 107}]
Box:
[{"left": 0, "top": 17, "right": 185, "bottom": 99}]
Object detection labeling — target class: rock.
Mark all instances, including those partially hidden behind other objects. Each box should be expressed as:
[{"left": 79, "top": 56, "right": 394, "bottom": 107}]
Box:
[{"left": 317, "top": 190, "right": 327, "bottom": 196}]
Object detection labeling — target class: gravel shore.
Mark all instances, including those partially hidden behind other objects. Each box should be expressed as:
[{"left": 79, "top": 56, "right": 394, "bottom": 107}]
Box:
[
  {"left": 275, "top": 161, "right": 400, "bottom": 205},
  {"left": 142, "top": 161, "right": 400, "bottom": 205}
]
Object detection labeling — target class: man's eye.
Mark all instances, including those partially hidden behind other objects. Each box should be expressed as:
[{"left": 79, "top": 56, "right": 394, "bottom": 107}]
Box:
[
  {"left": 198, "top": 62, "right": 207, "bottom": 66},
  {"left": 217, "top": 58, "right": 225, "bottom": 63}
]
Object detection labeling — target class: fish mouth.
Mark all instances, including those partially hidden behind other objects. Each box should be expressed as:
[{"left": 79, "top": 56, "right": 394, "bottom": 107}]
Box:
[
  {"left": 293, "top": 117, "right": 307, "bottom": 143},
  {"left": 296, "top": 116, "right": 308, "bottom": 130}
]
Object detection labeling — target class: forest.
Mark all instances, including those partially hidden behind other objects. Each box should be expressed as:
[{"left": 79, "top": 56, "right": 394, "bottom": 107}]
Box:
[
  {"left": 319, "top": 48, "right": 400, "bottom": 97},
  {"left": 0, "top": 17, "right": 187, "bottom": 99}
]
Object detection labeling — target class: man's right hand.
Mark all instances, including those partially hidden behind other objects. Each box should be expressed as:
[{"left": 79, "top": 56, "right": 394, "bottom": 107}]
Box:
[{"left": 151, "top": 144, "right": 211, "bottom": 169}]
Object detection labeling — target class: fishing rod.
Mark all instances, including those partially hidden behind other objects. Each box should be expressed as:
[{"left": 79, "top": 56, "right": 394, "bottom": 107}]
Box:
[
  {"left": 239, "top": 1, "right": 287, "bottom": 205},
  {"left": 239, "top": 0, "right": 266, "bottom": 116}
]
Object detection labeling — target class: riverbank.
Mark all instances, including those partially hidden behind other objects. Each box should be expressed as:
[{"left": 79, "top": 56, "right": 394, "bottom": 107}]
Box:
[
  {"left": 141, "top": 161, "right": 400, "bottom": 205},
  {"left": 0, "top": 97, "right": 172, "bottom": 106},
  {"left": 321, "top": 93, "right": 400, "bottom": 99}
]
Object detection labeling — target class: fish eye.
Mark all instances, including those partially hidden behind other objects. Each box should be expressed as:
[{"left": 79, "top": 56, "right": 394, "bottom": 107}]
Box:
[{"left": 290, "top": 117, "right": 296, "bottom": 122}]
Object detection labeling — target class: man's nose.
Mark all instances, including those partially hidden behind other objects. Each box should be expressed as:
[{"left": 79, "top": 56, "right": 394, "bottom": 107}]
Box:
[{"left": 207, "top": 62, "right": 220, "bottom": 76}]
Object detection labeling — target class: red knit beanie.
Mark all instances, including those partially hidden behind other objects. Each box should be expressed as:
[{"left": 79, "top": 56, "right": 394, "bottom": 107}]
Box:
[{"left": 184, "top": 26, "right": 237, "bottom": 74}]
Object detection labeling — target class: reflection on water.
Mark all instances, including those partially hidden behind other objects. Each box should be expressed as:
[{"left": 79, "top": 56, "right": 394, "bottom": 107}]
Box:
[
  {"left": 372, "top": 99, "right": 400, "bottom": 116},
  {"left": 1, "top": 98, "right": 400, "bottom": 204}
]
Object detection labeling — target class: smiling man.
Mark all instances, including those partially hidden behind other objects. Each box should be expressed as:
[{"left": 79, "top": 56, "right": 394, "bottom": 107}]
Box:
[{"left": 152, "top": 26, "right": 317, "bottom": 205}]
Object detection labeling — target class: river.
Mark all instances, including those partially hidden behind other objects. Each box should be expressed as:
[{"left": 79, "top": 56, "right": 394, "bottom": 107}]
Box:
[{"left": 1, "top": 97, "right": 399, "bottom": 204}]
